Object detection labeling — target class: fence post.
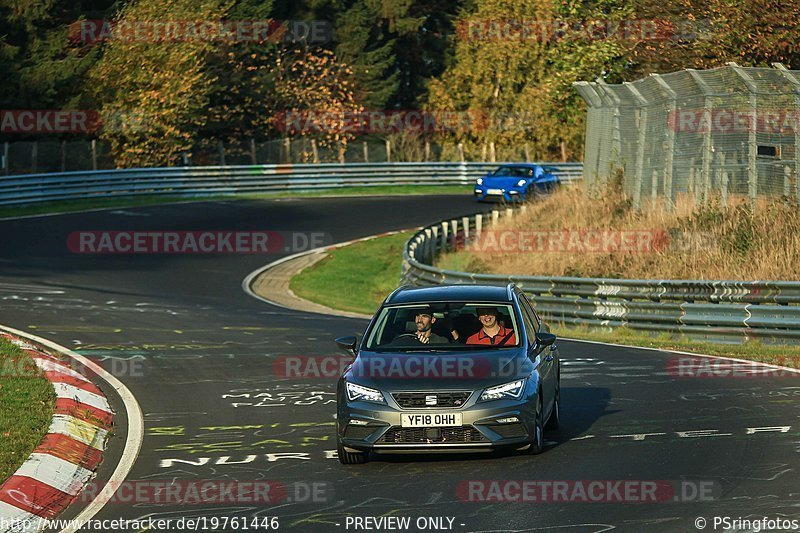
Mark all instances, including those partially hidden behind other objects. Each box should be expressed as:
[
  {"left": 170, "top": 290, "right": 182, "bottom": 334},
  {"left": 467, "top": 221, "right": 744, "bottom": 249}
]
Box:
[
  {"left": 31, "top": 142, "right": 38, "bottom": 174},
  {"left": 363, "top": 141, "right": 369, "bottom": 162},
  {"left": 481, "top": 144, "right": 487, "bottom": 162},
  {"left": 60, "top": 140, "right": 66, "bottom": 172},
  {"left": 625, "top": 81, "right": 648, "bottom": 210},
  {"left": 650, "top": 74, "right": 677, "bottom": 211},
  {"left": 457, "top": 142, "right": 465, "bottom": 162},
  {"left": 524, "top": 143, "right": 531, "bottom": 163},
  {"left": 91, "top": 140, "right": 97, "bottom": 171},
  {"left": 462, "top": 216, "right": 470, "bottom": 240},
  {"left": 772, "top": 63, "right": 800, "bottom": 197},
  {"left": 651, "top": 169, "right": 658, "bottom": 202},
  {"left": 217, "top": 140, "right": 226, "bottom": 166},
  {"left": 728, "top": 63, "right": 759, "bottom": 206},
  {"left": 3, "top": 142, "right": 8, "bottom": 175},
  {"left": 250, "top": 138, "right": 257, "bottom": 165},
  {"left": 489, "top": 142, "right": 496, "bottom": 162},
  {"left": 784, "top": 166, "right": 792, "bottom": 198},
  {"left": 491, "top": 209, "right": 499, "bottom": 225},
  {"left": 475, "top": 214, "right": 483, "bottom": 237},
  {"left": 424, "top": 140, "right": 430, "bottom": 162},
  {"left": 311, "top": 139, "right": 319, "bottom": 163},
  {"left": 720, "top": 153, "right": 729, "bottom": 206},
  {"left": 283, "top": 138, "right": 291, "bottom": 163},
  {"left": 338, "top": 141, "right": 345, "bottom": 164},
  {"left": 385, "top": 139, "right": 391, "bottom": 162}
]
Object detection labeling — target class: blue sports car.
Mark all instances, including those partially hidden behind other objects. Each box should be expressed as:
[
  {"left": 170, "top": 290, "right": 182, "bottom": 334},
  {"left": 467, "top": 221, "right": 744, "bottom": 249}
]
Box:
[{"left": 474, "top": 163, "right": 560, "bottom": 202}]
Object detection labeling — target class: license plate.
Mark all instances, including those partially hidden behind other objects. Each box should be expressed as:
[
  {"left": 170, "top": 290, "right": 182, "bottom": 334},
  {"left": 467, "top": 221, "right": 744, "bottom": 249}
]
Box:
[
  {"left": 487, "top": 188, "right": 504, "bottom": 195},
  {"left": 401, "top": 413, "right": 463, "bottom": 427}
]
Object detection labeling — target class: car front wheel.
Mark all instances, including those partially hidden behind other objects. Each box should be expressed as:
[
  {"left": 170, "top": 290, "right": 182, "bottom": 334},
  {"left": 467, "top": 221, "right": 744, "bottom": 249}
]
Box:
[
  {"left": 527, "top": 394, "right": 544, "bottom": 455},
  {"left": 337, "top": 439, "right": 369, "bottom": 464}
]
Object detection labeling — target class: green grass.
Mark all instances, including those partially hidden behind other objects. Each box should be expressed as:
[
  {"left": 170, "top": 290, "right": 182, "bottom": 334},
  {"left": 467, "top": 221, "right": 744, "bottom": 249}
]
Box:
[
  {"left": 290, "top": 231, "right": 800, "bottom": 367},
  {"left": 289, "top": 231, "right": 415, "bottom": 315},
  {"left": 0, "top": 185, "right": 468, "bottom": 219},
  {"left": 0, "top": 338, "right": 56, "bottom": 481}
]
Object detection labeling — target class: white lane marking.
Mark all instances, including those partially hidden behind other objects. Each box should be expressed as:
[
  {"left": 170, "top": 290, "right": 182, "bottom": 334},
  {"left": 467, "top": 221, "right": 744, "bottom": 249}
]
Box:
[
  {"left": 14, "top": 453, "right": 93, "bottom": 496},
  {"left": 52, "top": 383, "right": 111, "bottom": 414},
  {"left": 0, "top": 325, "right": 144, "bottom": 533},
  {"left": 241, "top": 228, "right": 418, "bottom": 318},
  {"left": 48, "top": 415, "right": 108, "bottom": 449},
  {"left": 0, "top": 283, "right": 65, "bottom": 294}
]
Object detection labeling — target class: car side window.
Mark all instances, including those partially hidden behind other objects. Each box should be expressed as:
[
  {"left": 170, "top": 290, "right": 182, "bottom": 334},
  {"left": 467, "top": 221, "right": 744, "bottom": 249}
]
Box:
[{"left": 519, "top": 295, "right": 540, "bottom": 335}]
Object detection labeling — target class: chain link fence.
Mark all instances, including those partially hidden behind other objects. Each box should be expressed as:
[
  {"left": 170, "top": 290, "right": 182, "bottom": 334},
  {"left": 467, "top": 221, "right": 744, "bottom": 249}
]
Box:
[
  {"left": 575, "top": 63, "right": 800, "bottom": 208},
  {"left": 0, "top": 137, "right": 556, "bottom": 176}
]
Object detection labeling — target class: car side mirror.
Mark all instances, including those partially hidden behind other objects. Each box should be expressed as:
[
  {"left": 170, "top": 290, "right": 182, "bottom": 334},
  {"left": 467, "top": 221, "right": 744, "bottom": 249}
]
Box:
[
  {"left": 335, "top": 335, "right": 358, "bottom": 356},
  {"left": 531, "top": 332, "right": 556, "bottom": 355}
]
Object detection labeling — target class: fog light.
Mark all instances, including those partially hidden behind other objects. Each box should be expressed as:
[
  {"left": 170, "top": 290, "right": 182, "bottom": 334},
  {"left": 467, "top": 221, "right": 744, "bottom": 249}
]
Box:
[
  {"left": 496, "top": 417, "right": 520, "bottom": 424},
  {"left": 349, "top": 419, "right": 369, "bottom": 426}
]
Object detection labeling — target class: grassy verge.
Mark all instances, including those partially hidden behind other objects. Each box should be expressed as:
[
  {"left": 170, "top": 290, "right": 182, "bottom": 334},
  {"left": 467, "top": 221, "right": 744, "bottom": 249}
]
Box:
[
  {"left": 290, "top": 231, "right": 415, "bottom": 315},
  {"left": 437, "top": 179, "right": 800, "bottom": 281},
  {"left": 0, "top": 185, "right": 468, "bottom": 219},
  {"left": 0, "top": 338, "right": 56, "bottom": 481},
  {"left": 290, "top": 231, "right": 800, "bottom": 368}
]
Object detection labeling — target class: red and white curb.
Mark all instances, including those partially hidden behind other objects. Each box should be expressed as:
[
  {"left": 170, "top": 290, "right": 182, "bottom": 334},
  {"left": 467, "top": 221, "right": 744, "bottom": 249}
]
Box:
[{"left": 0, "top": 333, "right": 112, "bottom": 532}]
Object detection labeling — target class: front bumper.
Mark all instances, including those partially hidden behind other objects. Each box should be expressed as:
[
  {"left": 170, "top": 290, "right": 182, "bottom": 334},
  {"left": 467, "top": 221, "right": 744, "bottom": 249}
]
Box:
[
  {"left": 474, "top": 187, "right": 523, "bottom": 202},
  {"left": 338, "top": 396, "right": 535, "bottom": 453}
]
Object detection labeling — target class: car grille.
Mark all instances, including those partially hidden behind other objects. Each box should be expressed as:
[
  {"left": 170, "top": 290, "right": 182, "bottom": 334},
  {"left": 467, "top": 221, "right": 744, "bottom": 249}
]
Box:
[
  {"left": 377, "top": 426, "right": 489, "bottom": 444},
  {"left": 391, "top": 391, "right": 472, "bottom": 409},
  {"left": 489, "top": 422, "right": 528, "bottom": 439}
]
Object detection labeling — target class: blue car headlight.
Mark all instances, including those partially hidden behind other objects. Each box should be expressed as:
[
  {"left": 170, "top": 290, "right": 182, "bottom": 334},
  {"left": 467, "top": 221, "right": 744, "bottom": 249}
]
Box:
[
  {"left": 516, "top": 179, "right": 527, "bottom": 188},
  {"left": 479, "top": 379, "right": 525, "bottom": 402},
  {"left": 346, "top": 382, "right": 385, "bottom": 404},
  {"left": 477, "top": 178, "right": 483, "bottom": 185}
]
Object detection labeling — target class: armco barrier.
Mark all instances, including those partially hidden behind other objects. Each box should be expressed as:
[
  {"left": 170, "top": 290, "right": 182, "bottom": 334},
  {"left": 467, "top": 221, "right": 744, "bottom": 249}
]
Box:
[
  {"left": 0, "top": 162, "right": 583, "bottom": 206},
  {"left": 401, "top": 208, "right": 800, "bottom": 344}
]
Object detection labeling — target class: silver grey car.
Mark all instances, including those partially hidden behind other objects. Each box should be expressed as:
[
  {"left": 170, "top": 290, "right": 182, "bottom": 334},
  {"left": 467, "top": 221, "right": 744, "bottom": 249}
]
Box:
[{"left": 335, "top": 283, "right": 560, "bottom": 464}]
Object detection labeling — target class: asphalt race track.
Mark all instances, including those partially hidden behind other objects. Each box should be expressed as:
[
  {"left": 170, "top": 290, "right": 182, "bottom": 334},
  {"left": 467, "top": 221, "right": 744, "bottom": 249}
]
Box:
[{"left": 1, "top": 196, "right": 798, "bottom": 533}]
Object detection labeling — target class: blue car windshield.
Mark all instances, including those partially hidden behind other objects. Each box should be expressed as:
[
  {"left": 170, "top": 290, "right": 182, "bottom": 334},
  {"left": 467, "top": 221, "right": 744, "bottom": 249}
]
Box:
[
  {"left": 492, "top": 166, "right": 534, "bottom": 178},
  {"left": 364, "top": 303, "right": 520, "bottom": 351}
]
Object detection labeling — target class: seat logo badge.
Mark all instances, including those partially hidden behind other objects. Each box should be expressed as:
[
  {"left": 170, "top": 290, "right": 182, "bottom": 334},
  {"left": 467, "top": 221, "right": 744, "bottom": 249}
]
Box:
[{"left": 425, "top": 395, "right": 438, "bottom": 406}]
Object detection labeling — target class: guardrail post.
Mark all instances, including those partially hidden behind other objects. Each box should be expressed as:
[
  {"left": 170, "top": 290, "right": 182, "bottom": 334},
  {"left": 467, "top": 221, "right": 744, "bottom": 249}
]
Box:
[
  {"left": 431, "top": 226, "right": 439, "bottom": 259},
  {"left": 475, "top": 214, "right": 482, "bottom": 236},
  {"left": 505, "top": 207, "right": 513, "bottom": 219},
  {"left": 450, "top": 219, "right": 458, "bottom": 249},
  {"left": 424, "top": 228, "right": 433, "bottom": 263},
  {"left": 441, "top": 221, "right": 449, "bottom": 252},
  {"left": 491, "top": 210, "right": 499, "bottom": 226},
  {"left": 462, "top": 216, "right": 470, "bottom": 240}
]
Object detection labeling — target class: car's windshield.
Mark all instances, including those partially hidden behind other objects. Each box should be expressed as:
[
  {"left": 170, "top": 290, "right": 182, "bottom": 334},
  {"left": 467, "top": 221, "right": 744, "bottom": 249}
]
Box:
[
  {"left": 492, "top": 166, "right": 534, "bottom": 178},
  {"left": 364, "top": 302, "right": 520, "bottom": 350}
]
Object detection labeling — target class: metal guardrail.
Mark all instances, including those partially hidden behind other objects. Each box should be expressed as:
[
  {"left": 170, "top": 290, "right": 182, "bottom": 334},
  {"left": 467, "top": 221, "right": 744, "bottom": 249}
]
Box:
[
  {"left": 0, "top": 162, "right": 583, "bottom": 206},
  {"left": 402, "top": 208, "right": 800, "bottom": 344}
]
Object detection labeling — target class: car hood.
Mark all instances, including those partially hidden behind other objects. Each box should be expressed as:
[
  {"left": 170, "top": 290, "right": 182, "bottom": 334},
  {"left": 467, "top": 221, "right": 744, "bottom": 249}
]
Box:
[
  {"left": 481, "top": 176, "right": 529, "bottom": 188},
  {"left": 346, "top": 349, "right": 531, "bottom": 391}
]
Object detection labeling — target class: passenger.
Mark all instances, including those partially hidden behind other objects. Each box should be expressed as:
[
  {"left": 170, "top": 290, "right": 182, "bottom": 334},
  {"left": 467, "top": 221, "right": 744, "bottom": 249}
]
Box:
[
  {"left": 466, "top": 307, "right": 516, "bottom": 346},
  {"left": 390, "top": 306, "right": 450, "bottom": 345}
]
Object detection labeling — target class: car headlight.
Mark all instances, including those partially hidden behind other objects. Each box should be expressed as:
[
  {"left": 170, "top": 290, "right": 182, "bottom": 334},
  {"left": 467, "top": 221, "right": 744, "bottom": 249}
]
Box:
[
  {"left": 516, "top": 179, "right": 527, "bottom": 187},
  {"left": 346, "top": 382, "right": 385, "bottom": 403},
  {"left": 480, "top": 379, "right": 525, "bottom": 402},
  {"left": 477, "top": 178, "right": 483, "bottom": 185}
]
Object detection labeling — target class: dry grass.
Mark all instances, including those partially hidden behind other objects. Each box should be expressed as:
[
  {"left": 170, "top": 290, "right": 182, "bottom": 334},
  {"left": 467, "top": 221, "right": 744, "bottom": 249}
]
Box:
[{"left": 438, "top": 179, "right": 800, "bottom": 280}]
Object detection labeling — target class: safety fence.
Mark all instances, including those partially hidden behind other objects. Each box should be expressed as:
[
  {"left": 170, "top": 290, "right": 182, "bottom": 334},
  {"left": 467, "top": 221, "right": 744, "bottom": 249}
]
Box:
[
  {"left": 402, "top": 208, "right": 800, "bottom": 344},
  {"left": 0, "top": 162, "right": 583, "bottom": 206}
]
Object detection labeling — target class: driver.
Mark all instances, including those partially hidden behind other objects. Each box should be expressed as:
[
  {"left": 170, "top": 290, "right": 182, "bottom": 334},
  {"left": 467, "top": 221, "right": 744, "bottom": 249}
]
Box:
[{"left": 390, "top": 306, "right": 450, "bottom": 345}]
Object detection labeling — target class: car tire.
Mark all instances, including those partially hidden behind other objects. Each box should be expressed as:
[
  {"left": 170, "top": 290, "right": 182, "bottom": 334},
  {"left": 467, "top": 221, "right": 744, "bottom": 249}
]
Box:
[
  {"left": 527, "top": 394, "right": 544, "bottom": 455},
  {"left": 524, "top": 186, "right": 535, "bottom": 202},
  {"left": 337, "top": 439, "right": 369, "bottom": 464},
  {"left": 545, "top": 377, "right": 560, "bottom": 430}
]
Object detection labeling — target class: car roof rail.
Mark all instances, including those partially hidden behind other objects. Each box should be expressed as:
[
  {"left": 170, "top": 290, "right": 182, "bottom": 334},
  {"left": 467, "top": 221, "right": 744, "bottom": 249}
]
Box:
[{"left": 385, "top": 284, "right": 412, "bottom": 303}]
